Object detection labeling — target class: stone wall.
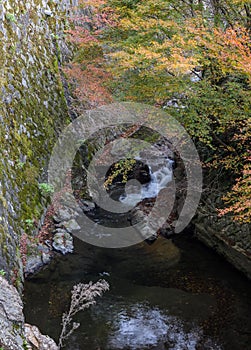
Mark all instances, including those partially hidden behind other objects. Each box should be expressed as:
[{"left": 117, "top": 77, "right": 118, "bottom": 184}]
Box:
[
  {"left": 194, "top": 195, "right": 251, "bottom": 279},
  {"left": 0, "top": 0, "right": 75, "bottom": 288}
]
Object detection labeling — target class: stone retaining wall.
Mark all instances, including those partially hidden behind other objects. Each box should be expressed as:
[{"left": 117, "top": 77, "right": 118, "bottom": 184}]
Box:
[
  {"left": 0, "top": 0, "right": 76, "bottom": 287},
  {"left": 194, "top": 197, "right": 251, "bottom": 279}
]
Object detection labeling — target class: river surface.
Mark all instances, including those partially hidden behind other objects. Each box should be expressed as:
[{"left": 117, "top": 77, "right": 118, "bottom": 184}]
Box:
[{"left": 24, "top": 233, "right": 251, "bottom": 350}]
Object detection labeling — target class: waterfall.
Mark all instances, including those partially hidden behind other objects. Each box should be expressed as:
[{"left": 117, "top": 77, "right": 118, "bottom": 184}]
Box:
[{"left": 119, "top": 158, "right": 173, "bottom": 206}]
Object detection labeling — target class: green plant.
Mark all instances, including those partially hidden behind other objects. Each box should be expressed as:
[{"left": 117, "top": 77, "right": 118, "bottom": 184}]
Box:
[
  {"left": 38, "top": 183, "right": 54, "bottom": 197},
  {"left": 69, "top": 0, "right": 251, "bottom": 223},
  {"left": 22, "top": 338, "right": 29, "bottom": 350},
  {"left": 0, "top": 269, "right": 6, "bottom": 277},
  {"left": 6, "top": 12, "right": 17, "bottom": 23},
  {"left": 104, "top": 159, "right": 136, "bottom": 189},
  {"left": 16, "top": 161, "right": 25, "bottom": 169},
  {"left": 51, "top": 33, "right": 60, "bottom": 40},
  {"left": 24, "top": 219, "right": 34, "bottom": 228}
]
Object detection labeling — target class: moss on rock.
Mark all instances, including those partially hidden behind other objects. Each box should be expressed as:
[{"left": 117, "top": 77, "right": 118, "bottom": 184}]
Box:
[{"left": 0, "top": 0, "right": 74, "bottom": 287}]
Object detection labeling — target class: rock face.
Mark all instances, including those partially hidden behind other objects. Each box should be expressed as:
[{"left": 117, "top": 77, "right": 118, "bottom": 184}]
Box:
[
  {"left": 51, "top": 192, "right": 83, "bottom": 255},
  {"left": 194, "top": 197, "right": 251, "bottom": 279},
  {"left": 0, "top": 276, "right": 24, "bottom": 350},
  {"left": 24, "top": 243, "right": 53, "bottom": 278}
]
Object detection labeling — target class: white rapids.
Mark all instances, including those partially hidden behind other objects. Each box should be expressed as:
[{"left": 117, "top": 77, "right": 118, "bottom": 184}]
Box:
[{"left": 119, "top": 158, "right": 173, "bottom": 207}]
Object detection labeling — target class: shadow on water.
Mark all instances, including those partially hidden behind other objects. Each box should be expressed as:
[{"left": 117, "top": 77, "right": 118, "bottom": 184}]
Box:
[{"left": 24, "top": 232, "right": 251, "bottom": 350}]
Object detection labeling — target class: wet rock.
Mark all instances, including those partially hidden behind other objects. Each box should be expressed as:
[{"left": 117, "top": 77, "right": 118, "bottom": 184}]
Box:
[
  {"left": 131, "top": 162, "right": 151, "bottom": 184},
  {"left": 80, "top": 199, "right": 95, "bottom": 211},
  {"left": 129, "top": 186, "right": 177, "bottom": 241},
  {"left": 25, "top": 256, "right": 44, "bottom": 277},
  {"left": 129, "top": 207, "right": 162, "bottom": 242},
  {"left": 24, "top": 324, "right": 58, "bottom": 350},
  {"left": 42, "top": 252, "right": 52, "bottom": 265},
  {"left": 52, "top": 230, "right": 73, "bottom": 255},
  {"left": 24, "top": 244, "right": 52, "bottom": 277}
]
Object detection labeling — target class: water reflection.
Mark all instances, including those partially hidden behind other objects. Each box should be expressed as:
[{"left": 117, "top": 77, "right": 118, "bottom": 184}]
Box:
[
  {"left": 24, "top": 235, "right": 251, "bottom": 350},
  {"left": 107, "top": 303, "right": 221, "bottom": 350}
]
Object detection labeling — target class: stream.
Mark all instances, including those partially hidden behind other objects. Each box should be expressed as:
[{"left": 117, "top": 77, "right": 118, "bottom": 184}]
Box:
[
  {"left": 24, "top": 233, "right": 251, "bottom": 350},
  {"left": 24, "top": 131, "right": 251, "bottom": 350}
]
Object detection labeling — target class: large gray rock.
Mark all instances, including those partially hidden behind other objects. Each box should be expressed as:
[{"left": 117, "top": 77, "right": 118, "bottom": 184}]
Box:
[
  {"left": 59, "top": 192, "right": 83, "bottom": 214},
  {"left": 0, "top": 276, "right": 24, "bottom": 350},
  {"left": 53, "top": 207, "right": 77, "bottom": 223}
]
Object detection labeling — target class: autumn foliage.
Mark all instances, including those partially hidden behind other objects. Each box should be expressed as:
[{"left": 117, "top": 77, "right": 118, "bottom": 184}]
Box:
[
  {"left": 63, "top": 0, "right": 116, "bottom": 109},
  {"left": 65, "top": 0, "right": 251, "bottom": 223}
]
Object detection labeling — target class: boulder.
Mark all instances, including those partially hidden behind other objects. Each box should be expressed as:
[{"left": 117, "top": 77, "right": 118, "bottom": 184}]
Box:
[
  {"left": 80, "top": 199, "right": 95, "bottom": 212},
  {"left": 52, "top": 230, "right": 74, "bottom": 255},
  {"left": 24, "top": 244, "right": 52, "bottom": 277},
  {"left": 62, "top": 219, "right": 81, "bottom": 233},
  {"left": 53, "top": 207, "right": 77, "bottom": 223},
  {"left": 24, "top": 324, "right": 58, "bottom": 350},
  {"left": 0, "top": 276, "right": 24, "bottom": 350}
]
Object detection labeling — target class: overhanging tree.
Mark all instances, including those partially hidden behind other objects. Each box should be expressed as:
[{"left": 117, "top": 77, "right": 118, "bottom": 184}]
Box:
[{"left": 65, "top": 0, "right": 251, "bottom": 222}]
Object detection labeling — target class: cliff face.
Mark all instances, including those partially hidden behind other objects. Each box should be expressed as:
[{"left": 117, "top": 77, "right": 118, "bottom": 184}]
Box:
[{"left": 0, "top": 0, "right": 74, "bottom": 287}]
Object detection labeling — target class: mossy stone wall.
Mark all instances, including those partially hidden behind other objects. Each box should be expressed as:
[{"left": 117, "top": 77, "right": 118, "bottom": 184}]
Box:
[{"left": 0, "top": 0, "right": 76, "bottom": 287}]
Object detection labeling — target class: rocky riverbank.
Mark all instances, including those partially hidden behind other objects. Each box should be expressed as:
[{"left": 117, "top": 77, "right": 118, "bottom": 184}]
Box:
[{"left": 0, "top": 276, "right": 58, "bottom": 350}]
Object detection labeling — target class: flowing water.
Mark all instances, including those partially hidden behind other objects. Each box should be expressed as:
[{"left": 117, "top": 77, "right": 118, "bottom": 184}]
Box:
[{"left": 120, "top": 158, "right": 173, "bottom": 207}]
